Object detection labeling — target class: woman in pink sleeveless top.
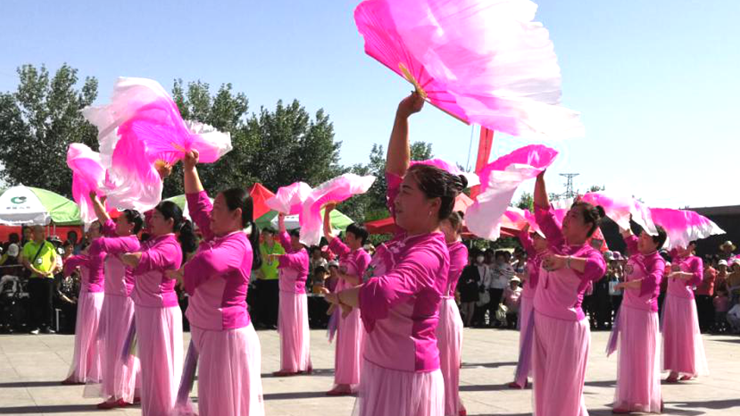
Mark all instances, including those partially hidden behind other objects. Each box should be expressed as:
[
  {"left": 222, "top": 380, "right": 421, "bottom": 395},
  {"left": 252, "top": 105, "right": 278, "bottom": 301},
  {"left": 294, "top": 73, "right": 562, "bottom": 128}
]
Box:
[
  {"left": 531, "top": 172, "right": 607, "bottom": 416},
  {"left": 609, "top": 225, "right": 667, "bottom": 414},
  {"left": 86, "top": 196, "right": 144, "bottom": 409},
  {"left": 323, "top": 204, "right": 371, "bottom": 396},
  {"left": 663, "top": 241, "right": 709, "bottom": 382},
  {"left": 166, "top": 149, "right": 265, "bottom": 416},
  {"left": 325, "top": 92, "right": 467, "bottom": 416},
  {"left": 271, "top": 214, "right": 312, "bottom": 376},
  {"left": 62, "top": 221, "right": 105, "bottom": 386},
  {"left": 437, "top": 211, "right": 468, "bottom": 416}
]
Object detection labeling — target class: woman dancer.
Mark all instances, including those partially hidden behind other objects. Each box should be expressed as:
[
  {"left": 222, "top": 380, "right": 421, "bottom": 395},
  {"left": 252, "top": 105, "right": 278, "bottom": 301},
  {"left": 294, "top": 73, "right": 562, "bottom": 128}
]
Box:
[
  {"left": 87, "top": 196, "right": 144, "bottom": 409},
  {"left": 61, "top": 221, "right": 105, "bottom": 385},
  {"left": 165, "top": 150, "right": 265, "bottom": 416},
  {"left": 662, "top": 241, "right": 709, "bottom": 382},
  {"left": 509, "top": 224, "right": 547, "bottom": 389},
  {"left": 322, "top": 204, "right": 371, "bottom": 396},
  {"left": 122, "top": 201, "right": 190, "bottom": 415},
  {"left": 531, "top": 172, "right": 607, "bottom": 416},
  {"left": 610, "top": 225, "right": 667, "bottom": 414},
  {"left": 271, "top": 214, "right": 311, "bottom": 376},
  {"left": 326, "top": 92, "right": 466, "bottom": 416},
  {"left": 437, "top": 211, "right": 468, "bottom": 416}
]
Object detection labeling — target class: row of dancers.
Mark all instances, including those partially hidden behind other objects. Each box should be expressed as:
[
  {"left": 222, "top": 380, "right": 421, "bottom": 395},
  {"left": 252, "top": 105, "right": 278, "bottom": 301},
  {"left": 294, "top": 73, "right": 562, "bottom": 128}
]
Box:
[{"left": 61, "top": 92, "right": 708, "bottom": 416}]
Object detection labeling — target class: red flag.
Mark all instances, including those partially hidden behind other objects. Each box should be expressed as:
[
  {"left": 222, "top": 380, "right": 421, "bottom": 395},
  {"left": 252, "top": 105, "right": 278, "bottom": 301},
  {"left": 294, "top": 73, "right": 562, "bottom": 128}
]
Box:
[{"left": 470, "top": 127, "right": 494, "bottom": 199}]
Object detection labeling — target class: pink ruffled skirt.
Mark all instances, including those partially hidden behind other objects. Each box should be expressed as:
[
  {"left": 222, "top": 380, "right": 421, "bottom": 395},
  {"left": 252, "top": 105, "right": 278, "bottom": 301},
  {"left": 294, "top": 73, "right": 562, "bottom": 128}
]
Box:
[
  {"left": 135, "top": 305, "right": 183, "bottom": 416},
  {"left": 436, "top": 297, "right": 464, "bottom": 416},
  {"left": 614, "top": 305, "right": 662, "bottom": 413},
  {"left": 532, "top": 312, "right": 590, "bottom": 416},
  {"left": 66, "top": 291, "right": 104, "bottom": 383},
  {"left": 353, "top": 359, "right": 444, "bottom": 416},
  {"left": 278, "top": 291, "right": 311, "bottom": 373},
  {"left": 84, "top": 293, "right": 140, "bottom": 403},
  {"left": 334, "top": 305, "right": 364, "bottom": 390},
  {"left": 662, "top": 294, "right": 709, "bottom": 376}
]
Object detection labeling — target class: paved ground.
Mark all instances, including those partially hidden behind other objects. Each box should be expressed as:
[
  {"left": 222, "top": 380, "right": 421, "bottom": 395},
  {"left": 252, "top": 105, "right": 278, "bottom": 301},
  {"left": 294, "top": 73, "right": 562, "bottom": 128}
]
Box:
[{"left": 0, "top": 328, "right": 738, "bottom": 415}]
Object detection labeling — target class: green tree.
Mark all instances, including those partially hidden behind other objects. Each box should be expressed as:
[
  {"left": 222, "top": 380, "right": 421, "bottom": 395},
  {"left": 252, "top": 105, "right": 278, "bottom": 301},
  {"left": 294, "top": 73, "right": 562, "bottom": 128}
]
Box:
[
  {"left": 514, "top": 191, "right": 534, "bottom": 211},
  {"left": 0, "top": 64, "right": 98, "bottom": 197}
]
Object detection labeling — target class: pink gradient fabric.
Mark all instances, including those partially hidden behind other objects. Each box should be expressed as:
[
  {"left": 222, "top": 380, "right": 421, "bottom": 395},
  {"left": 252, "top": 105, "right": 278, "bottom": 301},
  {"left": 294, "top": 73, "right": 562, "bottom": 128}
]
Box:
[
  {"left": 354, "top": 0, "right": 584, "bottom": 138},
  {"left": 466, "top": 145, "right": 558, "bottom": 240},
  {"left": 649, "top": 207, "right": 725, "bottom": 250},
  {"left": 265, "top": 182, "right": 313, "bottom": 215}
]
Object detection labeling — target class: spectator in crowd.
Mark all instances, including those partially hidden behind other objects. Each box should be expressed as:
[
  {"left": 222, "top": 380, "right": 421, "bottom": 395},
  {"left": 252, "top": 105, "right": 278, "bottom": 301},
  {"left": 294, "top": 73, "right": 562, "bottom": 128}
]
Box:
[
  {"left": 21, "top": 226, "right": 33, "bottom": 247},
  {"left": 21, "top": 225, "right": 60, "bottom": 334},
  {"left": 715, "top": 259, "right": 729, "bottom": 294},
  {"left": 325, "top": 261, "right": 340, "bottom": 293},
  {"left": 696, "top": 260, "right": 716, "bottom": 332},
  {"left": 719, "top": 241, "right": 736, "bottom": 263},
  {"left": 459, "top": 250, "right": 483, "bottom": 327},
  {"left": 2, "top": 232, "right": 20, "bottom": 253},
  {"left": 66, "top": 230, "right": 82, "bottom": 255},
  {"left": 256, "top": 227, "right": 284, "bottom": 329},
  {"left": 588, "top": 251, "right": 612, "bottom": 330},
  {"left": 503, "top": 277, "right": 522, "bottom": 328},
  {"left": 712, "top": 288, "right": 730, "bottom": 333},
  {"left": 311, "top": 266, "right": 328, "bottom": 294},
  {"left": 725, "top": 259, "right": 740, "bottom": 304},
  {"left": 309, "top": 245, "right": 328, "bottom": 275},
  {"left": 608, "top": 252, "right": 624, "bottom": 317},
  {"left": 487, "top": 251, "right": 513, "bottom": 327}
]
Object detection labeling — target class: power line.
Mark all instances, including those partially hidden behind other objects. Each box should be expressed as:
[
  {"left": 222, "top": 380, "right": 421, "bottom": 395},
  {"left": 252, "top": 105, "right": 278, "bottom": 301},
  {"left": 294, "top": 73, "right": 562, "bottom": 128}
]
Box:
[{"left": 559, "top": 173, "right": 579, "bottom": 200}]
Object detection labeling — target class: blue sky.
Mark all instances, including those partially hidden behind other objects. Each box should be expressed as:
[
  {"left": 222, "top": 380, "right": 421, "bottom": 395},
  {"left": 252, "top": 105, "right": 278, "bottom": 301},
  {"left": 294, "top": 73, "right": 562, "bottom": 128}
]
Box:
[{"left": 2, "top": 0, "right": 738, "bottom": 208}]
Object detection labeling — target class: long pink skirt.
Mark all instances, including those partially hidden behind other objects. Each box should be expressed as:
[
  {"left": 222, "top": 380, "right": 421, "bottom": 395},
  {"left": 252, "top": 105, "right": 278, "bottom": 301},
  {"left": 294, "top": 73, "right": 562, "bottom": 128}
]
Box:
[
  {"left": 517, "top": 296, "right": 535, "bottom": 378},
  {"left": 334, "top": 306, "right": 364, "bottom": 390},
  {"left": 532, "top": 312, "right": 590, "bottom": 416},
  {"left": 278, "top": 291, "right": 311, "bottom": 373},
  {"left": 66, "top": 291, "right": 104, "bottom": 383},
  {"left": 85, "top": 294, "right": 140, "bottom": 403},
  {"left": 436, "top": 297, "right": 464, "bottom": 416},
  {"left": 135, "top": 305, "right": 183, "bottom": 416},
  {"left": 614, "top": 306, "right": 662, "bottom": 413},
  {"left": 192, "top": 324, "right": 264, "bottom": 416},
  {"left": 662, "top": 294, "right": 709, "bottom": 376},
  {"left": 353, "top": 359, "right": 444, "bottom": 416}
]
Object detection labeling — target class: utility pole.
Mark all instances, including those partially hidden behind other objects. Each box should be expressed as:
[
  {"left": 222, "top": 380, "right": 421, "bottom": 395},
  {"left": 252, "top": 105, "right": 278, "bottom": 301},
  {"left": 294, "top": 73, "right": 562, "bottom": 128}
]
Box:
[{"left": 560, "top": 173, "right": 579, "bottom": 200}]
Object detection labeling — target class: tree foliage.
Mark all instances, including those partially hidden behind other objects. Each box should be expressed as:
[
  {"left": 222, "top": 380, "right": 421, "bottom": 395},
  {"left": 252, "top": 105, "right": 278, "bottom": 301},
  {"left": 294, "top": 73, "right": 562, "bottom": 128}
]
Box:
[{"left": 0, "top": 64, "right": 98, "bottom": 196}]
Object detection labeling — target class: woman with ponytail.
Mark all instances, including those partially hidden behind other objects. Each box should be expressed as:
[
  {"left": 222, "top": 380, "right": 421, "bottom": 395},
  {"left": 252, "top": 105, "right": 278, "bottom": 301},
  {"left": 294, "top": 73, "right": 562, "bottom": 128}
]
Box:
[
  {"left": 530, "top": 171, "right": 607, "bottom": 416},
  {"left": 164, "top": 150, "right": 265, "bottom": 416},
  {"left": 325, "top": 93, "right": 466, "bottom": 416},
  {"left": 437, "top": 211, "right": 468, "bottom": 416},
  {"left": 121, "top": 200, "right": 187, "bottom": 415}
]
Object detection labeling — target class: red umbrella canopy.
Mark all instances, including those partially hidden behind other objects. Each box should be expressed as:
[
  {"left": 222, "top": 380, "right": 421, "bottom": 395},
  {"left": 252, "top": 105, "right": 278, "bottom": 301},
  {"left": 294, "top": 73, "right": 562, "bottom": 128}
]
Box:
[{"left": 249, "top": 183, "right": 275, "bottom": 220}]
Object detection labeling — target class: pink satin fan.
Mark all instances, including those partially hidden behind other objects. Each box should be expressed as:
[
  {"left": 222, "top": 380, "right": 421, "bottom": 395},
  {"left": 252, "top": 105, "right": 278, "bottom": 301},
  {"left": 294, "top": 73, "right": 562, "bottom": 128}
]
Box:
[
  {"left": 649, "top": 208, "right": 725, "bottom": 251},
  {"left": 83, "top": 77, "right": 232, "bottom": 211},
  {"left": 67, "top": 144, "right": 107, "bottom": 225},
  {"left": 355, "top": 0, "right": 584, "bottom": 138},
  {"left": 466, "top": 144, "right": 558, "bottom": 240},
  {"left": 266, "top": 182, "right": 314, "bottom": 215},
  {"left": 581, "top": 192, "right": 657, "bottom": 236},
  {"left": 300, "top": 174, "right": 377, "bottom": 246}
]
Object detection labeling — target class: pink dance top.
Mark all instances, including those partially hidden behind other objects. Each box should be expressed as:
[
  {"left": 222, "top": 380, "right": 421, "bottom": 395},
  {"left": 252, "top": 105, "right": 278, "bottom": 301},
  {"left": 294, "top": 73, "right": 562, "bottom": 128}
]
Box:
[
  {"left": 63, "top": 253, "right": 105, "bottom": 293},
  {"left": 667, "top": 254, "right": 702, "bottom": 299},
  {"left": 89, "top": 219, "right": 141, "bottom": 297},
  {"left": 518, "top": 231, "right": 544, "bottom": 299},
  {"left": 533, "top": 204, "right": 607, "bottom": 321},
  {"left": 182, "top": 191, "right": 255, "bottom": 331},
  {"left": 329, "top": 237, "right": 371, "bottom": 292},
  {"left": 131, "top": 233, "right": 182, "bottom": 308},
  {"left": 277, "top": 231, "right": 309, "bottom": 294},
  {"left": 621, "top": 235, "right": 665, "bottom": 312},
  {"left": 446, "top": 241, "right": 468, "bottom": 297},
  {"left": 358, "top": 172, "right": 450, "bottom": 373}
]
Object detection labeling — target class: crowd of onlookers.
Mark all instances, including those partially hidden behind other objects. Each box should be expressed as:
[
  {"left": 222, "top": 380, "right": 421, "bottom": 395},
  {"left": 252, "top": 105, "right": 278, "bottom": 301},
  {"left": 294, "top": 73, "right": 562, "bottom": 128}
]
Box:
[
  {"left": 452, "top": 240, "right": 740, "bottom": 335},
  {"left": 2, "top": 222, "right": 739, "bottom": 336}
]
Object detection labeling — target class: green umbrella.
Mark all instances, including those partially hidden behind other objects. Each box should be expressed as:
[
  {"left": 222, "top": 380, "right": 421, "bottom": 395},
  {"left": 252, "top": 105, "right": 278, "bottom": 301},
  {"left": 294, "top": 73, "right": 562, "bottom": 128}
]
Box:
[
  {"left": 256, "top": 209, "right": 354, "bottom": 232},
  {"left": 0, "top": 185, "right": 81, "bottom": 225}
]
